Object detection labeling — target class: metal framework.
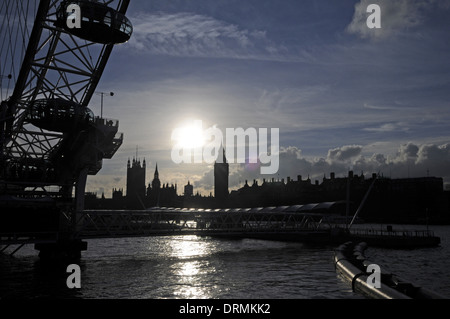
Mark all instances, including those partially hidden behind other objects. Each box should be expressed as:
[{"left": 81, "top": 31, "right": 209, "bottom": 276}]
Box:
[
  {"left": 72, "top": 205, "right": 343, "bottom": 239},
  {"left": 1, "top": 0, "right": 130, "bottom": 209}
]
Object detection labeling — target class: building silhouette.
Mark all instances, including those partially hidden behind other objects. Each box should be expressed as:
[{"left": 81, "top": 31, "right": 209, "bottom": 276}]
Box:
[
  {"left": 84, "top": 156, "right": 450, "bottom": 223},
  {"left": 227, "top": 171, "right": 449, "bottom": 223},
  {"left": 112, "top": 188, "right": 124, "bottom": 200},
  {"left": 146, "top": 163, "right": 178, "bottom": 208},
  {"left": 126, "top": 157, "right": 146, "bottom": 209},
  {"left": 146, "top": 163, "right": 161, "bottom": 206},
  {"left": 184, "top": 181, "right": 193, "bottom": 197},
  {"left": 214, "top": 147, "right": 229, "bottom": 206}
]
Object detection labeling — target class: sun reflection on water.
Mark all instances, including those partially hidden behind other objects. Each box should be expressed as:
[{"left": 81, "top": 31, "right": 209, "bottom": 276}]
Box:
[
  {"left": 168, "top": 236, "right": 217, "bottom": 299},
  {"left": 170, "top": 235, "right": 210, "bottom": 259}
]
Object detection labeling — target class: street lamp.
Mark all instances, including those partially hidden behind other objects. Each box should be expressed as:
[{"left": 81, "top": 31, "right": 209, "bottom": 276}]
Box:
[{"left": 95, "top": 91, "right": 114, "bottom": 118}]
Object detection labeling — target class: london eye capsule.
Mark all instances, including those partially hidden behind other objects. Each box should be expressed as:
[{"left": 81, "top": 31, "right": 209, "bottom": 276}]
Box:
[
  {"left": 27, "top": 98, "right": 95, "bottom": 132},
  {"left": 55, "top": 1, "right": 133, "bottom": 44}
]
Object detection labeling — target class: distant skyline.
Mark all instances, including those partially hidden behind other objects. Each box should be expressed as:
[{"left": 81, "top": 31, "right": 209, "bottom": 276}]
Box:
[{"left": 86, "top": 0, "right": 450, "bottom": 197}]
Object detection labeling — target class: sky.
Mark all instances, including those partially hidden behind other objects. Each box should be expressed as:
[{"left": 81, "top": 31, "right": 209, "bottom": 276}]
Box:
[{"left": 85, "top": 0, "right": 450, "bottom": 197}]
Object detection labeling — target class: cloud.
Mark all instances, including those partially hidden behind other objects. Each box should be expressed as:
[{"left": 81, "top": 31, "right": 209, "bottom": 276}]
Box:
[
  {"left": 394, "top": 142, "right": 419, "bottom": 162},
  {"left": 327, "top": 145, "right": 363, "bottom": 162},
  {"left": 346, "top": 0, "right": 428, "bottom": 40},
  {"left": 255, "top": 86, "right": 329, "bottom": 112},
  {"left": 126, "top": 11, "right": 286, "bottom": 60},
  {"left": 364, "top": 122, "right": 410, "bottom": 133},
  {"left": 416, "top": 143, "right": 450, "bottom": 164}
]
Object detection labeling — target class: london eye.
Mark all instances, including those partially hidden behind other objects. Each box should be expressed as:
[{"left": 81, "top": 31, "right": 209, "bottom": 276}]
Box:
[{"left": 0, "top": 0, "right": 132, "bottom": 247}]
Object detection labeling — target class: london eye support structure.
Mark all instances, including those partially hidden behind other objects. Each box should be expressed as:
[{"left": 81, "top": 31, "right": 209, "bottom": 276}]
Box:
[{"left": 0, "top": 0, "right": 133, "bottom": 258}]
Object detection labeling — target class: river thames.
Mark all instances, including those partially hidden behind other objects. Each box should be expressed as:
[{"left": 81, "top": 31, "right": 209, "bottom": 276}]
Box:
[{"left": 1, "top": 224, "right": 449, "bottom": 299}]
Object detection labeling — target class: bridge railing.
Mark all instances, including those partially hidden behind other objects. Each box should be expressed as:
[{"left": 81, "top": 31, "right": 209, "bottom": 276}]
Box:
[
  {"left": 349, "top": 227, "right": 436, "bottom": 238},
  {"left": 73, "top": 209, "right": 336, "bottom": 239},
  {"left": 0, "top": 231, "right": 60, "bottom": 245}
]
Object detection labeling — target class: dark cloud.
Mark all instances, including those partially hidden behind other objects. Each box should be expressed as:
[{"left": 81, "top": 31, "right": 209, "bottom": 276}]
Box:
[
  {"left": 417, "top": 143, "right": 450, "bottom": 163},
  {"left": 327, "top": 145, "right": 363, "bottom": 162},
  {"left": 395, "top": 142, "right": 419, "bottom": 161}
]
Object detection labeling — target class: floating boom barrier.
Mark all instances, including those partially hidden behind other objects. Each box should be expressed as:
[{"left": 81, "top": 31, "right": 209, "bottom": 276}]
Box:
[{"left": 334, "top": 242, "right": 446, "bottom": 299}]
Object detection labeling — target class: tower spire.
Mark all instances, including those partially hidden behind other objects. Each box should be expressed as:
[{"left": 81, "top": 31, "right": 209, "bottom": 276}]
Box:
[
  {"left": 216, "top": 142, "right": 227, "bottom": 164},
  {"left": 214, "top": 143, "right": 229, "bottom": 204},
  {"left": 154, "top": 163, "right": 159, "bottom": 179},
  {"left": 152, "top": 163, "right": 161, "bottom": 191},
  {"left": 223, "top": 145, "right": 227, "bottom": 164}
]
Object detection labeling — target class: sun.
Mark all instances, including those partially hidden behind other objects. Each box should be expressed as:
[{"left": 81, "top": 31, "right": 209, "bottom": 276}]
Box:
[{"left": 172, "top": 120, "right": 206, "bottom": 149}]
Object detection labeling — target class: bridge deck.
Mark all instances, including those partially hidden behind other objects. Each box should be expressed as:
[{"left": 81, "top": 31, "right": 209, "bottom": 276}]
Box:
[
  {"left": 1, "top": 208, "right": 439, "bottom": 248},
  {"left": 0, "top": 208, "right": 335, "bottom": 245}
]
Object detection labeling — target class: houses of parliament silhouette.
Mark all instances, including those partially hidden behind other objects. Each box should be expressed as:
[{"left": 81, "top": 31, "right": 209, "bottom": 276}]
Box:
[
  {"left": 85, "top": 151, "right": 450, "bottom": 224},
  {"left": 86, "top": 149, "right": 230, "bottom": 210}
]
